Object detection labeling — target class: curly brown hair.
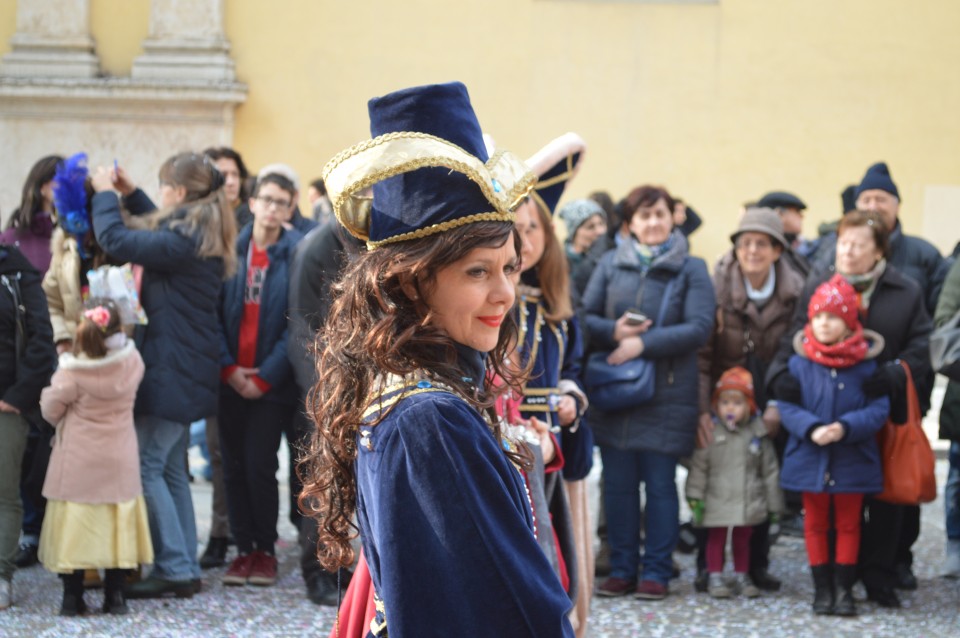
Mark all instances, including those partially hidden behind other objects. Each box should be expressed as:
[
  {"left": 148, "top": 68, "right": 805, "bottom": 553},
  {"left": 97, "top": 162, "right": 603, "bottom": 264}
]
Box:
[{"left": 297, "top": 221, "right": 530, "bottom": 571}]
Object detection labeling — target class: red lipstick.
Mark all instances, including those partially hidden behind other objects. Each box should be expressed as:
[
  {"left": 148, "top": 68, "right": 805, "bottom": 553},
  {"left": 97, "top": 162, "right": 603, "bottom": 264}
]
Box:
[{"left": 477, "top": 315, "right": 503, "bottom": 328}]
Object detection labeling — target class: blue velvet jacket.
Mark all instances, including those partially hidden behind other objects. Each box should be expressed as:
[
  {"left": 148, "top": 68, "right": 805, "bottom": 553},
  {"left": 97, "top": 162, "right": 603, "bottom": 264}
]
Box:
[
  {"left": 516, "top": 276, "right": 593, "bottom": 481},
  {"left": 779, "top": 348, "right": 890, "bottom": 494},
  {"left": 355, "top": 347, "right": 574, "bottom": 638}
]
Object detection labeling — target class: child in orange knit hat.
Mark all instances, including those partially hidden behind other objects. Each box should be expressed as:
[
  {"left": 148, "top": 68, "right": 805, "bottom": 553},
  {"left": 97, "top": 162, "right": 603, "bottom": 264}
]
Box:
[{"left": 685, "top": 366, "right": 784, "bottom": 599}]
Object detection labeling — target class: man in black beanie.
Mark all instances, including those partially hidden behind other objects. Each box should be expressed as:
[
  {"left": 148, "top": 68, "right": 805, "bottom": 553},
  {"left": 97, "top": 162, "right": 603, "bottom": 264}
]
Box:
[
  {"left": 854, "top": 161, "right": 947, "bottom": 315},
  {"left": 851, "top": 161, "right": 947, "bottom": 601}
]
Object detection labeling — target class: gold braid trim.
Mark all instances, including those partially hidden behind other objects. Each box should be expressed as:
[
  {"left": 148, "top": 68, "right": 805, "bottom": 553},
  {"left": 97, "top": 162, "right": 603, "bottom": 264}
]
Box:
[
  {"left": 362, "top": 386, "right": 452, "bottom": 420},
  {"left": 321, "top": 131, "right": 535, "bottom": 246},
  {"left": 534, "top": 153, "right": 577, "bottom": 190},
  {"left": 530, "top": 190, "right": 551, "bottom": 217},
  {"left": 365, "top": 211, "right": 515, "bottom": 249}
]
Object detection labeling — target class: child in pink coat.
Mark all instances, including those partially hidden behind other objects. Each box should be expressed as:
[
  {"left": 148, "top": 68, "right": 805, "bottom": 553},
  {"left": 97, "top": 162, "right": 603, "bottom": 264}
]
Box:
[{"left": 38, "top": 300, "right": 152, "bottom": 616}]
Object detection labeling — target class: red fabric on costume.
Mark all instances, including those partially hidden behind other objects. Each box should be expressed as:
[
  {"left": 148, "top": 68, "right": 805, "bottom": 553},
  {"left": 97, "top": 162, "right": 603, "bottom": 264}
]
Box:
[
  {"left": 329, "top": 551, "right": 377, "bottom": 638},
  {"left": 803, "top": 492, "right": 864, "bottom": 566},
  {"left": 543, "top": 433, "right": 564, "bottom": 474},
  {"left": 550, "top": 516, "right": 570, "bottom": 593},
  {"left": 802, "top": 324, "right": 868, "bottom": 370}
]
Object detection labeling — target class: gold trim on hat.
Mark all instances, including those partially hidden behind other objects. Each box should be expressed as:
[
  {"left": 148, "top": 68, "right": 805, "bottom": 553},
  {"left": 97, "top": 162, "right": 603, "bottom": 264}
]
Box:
[
  {"left": 534, "top": 153, "right": 578, "bottom": 190},
  {"left": 366, "top": 211, "right": 516, "bottom": 249},
  {"left": 321, "top": 131, "right": 536, "bottom": 245}
]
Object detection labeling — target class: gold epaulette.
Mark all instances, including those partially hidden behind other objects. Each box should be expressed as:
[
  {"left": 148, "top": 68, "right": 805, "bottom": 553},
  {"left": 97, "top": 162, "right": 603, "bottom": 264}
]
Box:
[{"left": 361, "top": 379, "right": 458, "bottom": 421}]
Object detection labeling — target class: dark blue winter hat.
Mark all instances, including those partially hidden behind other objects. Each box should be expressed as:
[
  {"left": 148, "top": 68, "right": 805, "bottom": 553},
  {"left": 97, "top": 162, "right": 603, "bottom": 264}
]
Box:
[
  {"left": 841, "top": 185, "right": 857, "bottom": 215},
  {"left": 855, "top": 162, "right": 900, "bottom": 201},
  {"left": 322, "top": 82, "right": 535, "bottom": 248},
  {"left": 527, "top": 132, "right": 586, "bottom": 216}
]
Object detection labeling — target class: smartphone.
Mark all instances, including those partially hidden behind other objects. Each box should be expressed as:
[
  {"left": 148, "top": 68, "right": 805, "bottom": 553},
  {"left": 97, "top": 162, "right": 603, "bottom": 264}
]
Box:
[{"left": 624, "top": 310, "right": 649, "bottom": 326}]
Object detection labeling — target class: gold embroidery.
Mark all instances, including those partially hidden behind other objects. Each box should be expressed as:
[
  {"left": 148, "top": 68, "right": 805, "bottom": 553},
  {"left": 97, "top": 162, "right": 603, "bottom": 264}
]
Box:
[
  {"left": 522, "top": 387, "right": 561, "bottom": 396},
  {"left": 534, "top": 153, "right": 577, "bottom": 190},
  {"left": 361, "top": 386, "right": 452, "bottom": 420}
]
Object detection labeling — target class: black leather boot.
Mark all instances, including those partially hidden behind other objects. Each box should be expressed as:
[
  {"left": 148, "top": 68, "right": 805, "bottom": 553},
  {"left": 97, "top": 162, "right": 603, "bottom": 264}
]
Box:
[
  {"left": 102, "top": 569, "right": 129, "bottom": 615},
  {"left": 199, "top": 536, "right": 229, "bottom": 569},
  {"left": 833, "top": 564, "right": 858, "bottom": 617},
  {"left": 60, "top": 570, "right": 87, "bottom": 617},
  {"left": 811, "top": 564, "right": 834, "bottom": 615}
]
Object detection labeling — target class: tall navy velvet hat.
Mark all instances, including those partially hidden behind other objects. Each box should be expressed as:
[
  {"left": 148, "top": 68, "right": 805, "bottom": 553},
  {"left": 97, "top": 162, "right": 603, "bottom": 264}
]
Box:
[
  {"left": 526, "top": 132, "right": 586, "bottom": 216},
  {"left": 856, "top": 162, "right": 900, "bottom": 201},
  {"left": 321, "top": 82, "right": 535, "bottom": 248}
]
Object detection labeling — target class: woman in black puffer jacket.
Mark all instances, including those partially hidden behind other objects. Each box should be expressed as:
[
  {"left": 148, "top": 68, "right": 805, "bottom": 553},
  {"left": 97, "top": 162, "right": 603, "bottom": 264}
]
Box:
[{"left": 91, "top": 153, "right": 236, "bottom": 599}]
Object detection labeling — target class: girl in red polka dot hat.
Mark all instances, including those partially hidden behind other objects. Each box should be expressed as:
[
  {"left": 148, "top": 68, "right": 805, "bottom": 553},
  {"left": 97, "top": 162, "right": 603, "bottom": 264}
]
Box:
[{"left": 778, "top": 274, "right": 889, "bottom": 617}]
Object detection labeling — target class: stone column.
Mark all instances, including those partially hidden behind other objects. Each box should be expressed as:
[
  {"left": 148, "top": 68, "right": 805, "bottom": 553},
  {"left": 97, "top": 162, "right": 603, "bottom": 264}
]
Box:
[
  {"left": 0, "top": 0, "right": 100, "bottom": 78},
  {"left": 132, "top": 0, "right": 236, "bottom": 82}
]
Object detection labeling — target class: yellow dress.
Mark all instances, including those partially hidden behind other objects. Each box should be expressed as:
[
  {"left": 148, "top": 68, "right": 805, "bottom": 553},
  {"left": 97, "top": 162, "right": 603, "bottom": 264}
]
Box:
[{"left": 38, "top": 495, "right": 153, "bottom": 574}]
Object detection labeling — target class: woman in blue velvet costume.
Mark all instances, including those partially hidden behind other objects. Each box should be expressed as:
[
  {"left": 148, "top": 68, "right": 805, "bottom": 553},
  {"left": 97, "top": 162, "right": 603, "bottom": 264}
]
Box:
[
  {"left": 513, "top": 133, "right": 594, "bottom": 637},
  {"left": 298, "top": 82, "right": 574, "bottom": 638}
]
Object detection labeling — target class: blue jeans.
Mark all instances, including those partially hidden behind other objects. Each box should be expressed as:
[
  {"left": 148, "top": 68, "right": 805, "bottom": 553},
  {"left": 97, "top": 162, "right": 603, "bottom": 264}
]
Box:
[
  {"left": 137, "top": 415, "right": 200, "bottom": 581},
  {"left": 600, "top": 446, "right": 679, "bottom": 585},
  {"left": 189, "top": 419, "right": 212, "bottom": 481},
  {"left": 947, "top": 442, "right": 960, "bottom": 541}
]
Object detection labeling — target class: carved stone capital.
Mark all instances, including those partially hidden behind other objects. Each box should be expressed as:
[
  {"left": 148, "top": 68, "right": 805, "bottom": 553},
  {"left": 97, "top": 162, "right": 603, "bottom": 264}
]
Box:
[
  {"left": 131, "top": 0, "right": 237, "bottom": 82},
  {"left": 0, "top": 0, "right": 100, "bottom": 78}
]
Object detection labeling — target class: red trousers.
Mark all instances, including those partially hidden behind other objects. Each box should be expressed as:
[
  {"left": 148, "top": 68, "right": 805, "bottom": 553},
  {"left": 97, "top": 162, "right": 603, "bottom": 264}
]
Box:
[
  {"left": 803, "top": 492, "right": 864, "bottom": 566},
  {"left": 705, "top": 526, "right": 753, "bottom": 573}
]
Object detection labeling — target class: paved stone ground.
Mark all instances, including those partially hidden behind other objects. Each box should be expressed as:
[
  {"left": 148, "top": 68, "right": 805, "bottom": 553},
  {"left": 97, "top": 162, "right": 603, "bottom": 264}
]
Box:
[
  {"left": 3, "top": 459, "right": 957, "bottom": 637},
  {"left": 1, "top": 382, "right": 958, "bottom": 637}
]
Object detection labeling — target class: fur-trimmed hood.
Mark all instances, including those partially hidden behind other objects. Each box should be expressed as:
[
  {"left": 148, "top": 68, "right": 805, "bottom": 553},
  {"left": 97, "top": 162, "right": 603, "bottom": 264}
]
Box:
[{"left": 56, "top": 339, "right": 143, "bottom": 402}]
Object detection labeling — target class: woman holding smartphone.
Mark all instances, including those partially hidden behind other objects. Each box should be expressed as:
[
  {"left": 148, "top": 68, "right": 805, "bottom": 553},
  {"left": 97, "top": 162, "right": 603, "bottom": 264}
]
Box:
[{"left": 582, "top": 184, "right": 715, "bottom": 600}]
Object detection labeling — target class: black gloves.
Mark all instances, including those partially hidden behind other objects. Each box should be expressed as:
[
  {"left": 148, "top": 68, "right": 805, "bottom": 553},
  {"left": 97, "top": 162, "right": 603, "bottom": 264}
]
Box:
[
  {"left": 863, "top": 361, "right": 907, "bottom": 399},
  {"left": 771, "top": 372, "right": 802, "bottom": 404}
]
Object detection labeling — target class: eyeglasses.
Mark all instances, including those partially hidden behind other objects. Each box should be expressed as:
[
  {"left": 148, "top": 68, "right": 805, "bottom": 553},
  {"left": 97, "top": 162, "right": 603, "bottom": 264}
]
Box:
[
  {"left": 256, "top": 195, "right": 292, "bottom": 209},
  {"left": 735, "top": 237, "right": 774, "bottom": 250}
]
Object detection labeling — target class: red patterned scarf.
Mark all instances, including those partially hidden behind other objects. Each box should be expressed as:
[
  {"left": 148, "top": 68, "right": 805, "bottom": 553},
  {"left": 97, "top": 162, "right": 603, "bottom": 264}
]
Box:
[{"left": 802, "top": 324, "right": 868, "bottom": 369}]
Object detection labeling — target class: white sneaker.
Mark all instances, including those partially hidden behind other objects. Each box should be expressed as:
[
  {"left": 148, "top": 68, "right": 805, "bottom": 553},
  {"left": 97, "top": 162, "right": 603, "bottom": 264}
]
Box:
[
  {"left": 0, "top": 578, "right": 11, "bottom": 610},
  {"left": 944, "top": 539, "right": 960, "bottom": 579},
  {"left": 707, "top": 572, "right": 731, "bottom": 598},
  {"left": 733, "top": 572, "right": 761, "bottom": 598}
]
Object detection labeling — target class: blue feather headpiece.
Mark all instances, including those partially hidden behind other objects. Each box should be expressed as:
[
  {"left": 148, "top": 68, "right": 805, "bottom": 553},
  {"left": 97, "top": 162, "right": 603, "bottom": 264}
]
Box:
[{"left": 53, "top": 153, "right": 90, "bottom": 257}]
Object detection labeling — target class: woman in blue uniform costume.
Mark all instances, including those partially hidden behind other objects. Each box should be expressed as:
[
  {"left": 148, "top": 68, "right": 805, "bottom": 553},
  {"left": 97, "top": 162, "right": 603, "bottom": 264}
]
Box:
[
  {"left": 514, "top": 133, "right": 594, "bottom": 637},
  {"left": 299, "top": 82, "right": 574, "bottom": 638}
]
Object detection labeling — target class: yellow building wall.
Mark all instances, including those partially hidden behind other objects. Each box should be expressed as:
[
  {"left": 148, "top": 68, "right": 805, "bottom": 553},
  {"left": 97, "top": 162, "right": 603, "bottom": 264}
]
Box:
[{"left": 3, "top": 0, "right": 959, "bottom": 262}]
